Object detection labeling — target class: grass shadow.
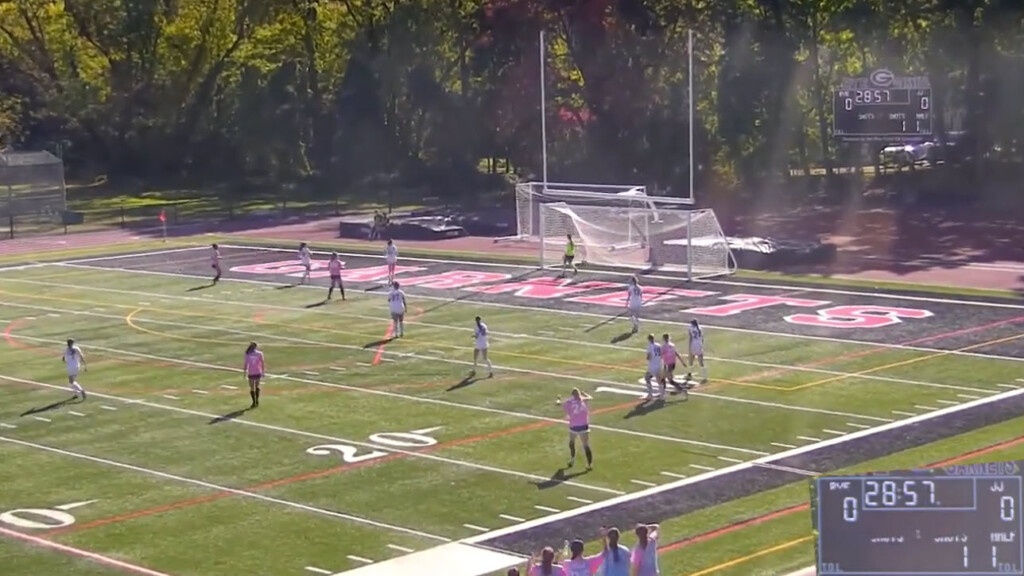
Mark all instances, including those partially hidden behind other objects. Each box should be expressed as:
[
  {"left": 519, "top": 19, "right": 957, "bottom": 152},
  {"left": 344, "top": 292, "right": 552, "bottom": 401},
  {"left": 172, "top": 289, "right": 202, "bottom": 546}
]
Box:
[
  {"left": 208, "top": 408, "right": 249, "bottom": 425},
  {"left": 531, "top": 467, "right": 590, "bottom": 490},
  {"left": 20, "top": 397, "right": 76, "bottom": 417}
]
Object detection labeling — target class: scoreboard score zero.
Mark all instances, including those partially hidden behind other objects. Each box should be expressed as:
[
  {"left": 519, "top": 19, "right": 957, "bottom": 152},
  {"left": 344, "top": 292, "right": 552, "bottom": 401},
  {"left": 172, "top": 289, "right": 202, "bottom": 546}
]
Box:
[{"left": 833, "top": 69, "right": 933, "bottom": 141}]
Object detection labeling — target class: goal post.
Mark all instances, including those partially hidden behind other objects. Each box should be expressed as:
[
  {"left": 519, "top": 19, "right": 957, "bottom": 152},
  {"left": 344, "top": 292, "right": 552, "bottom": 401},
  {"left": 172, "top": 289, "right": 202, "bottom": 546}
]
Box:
[{"left": 539, "top": 202, "right": 736, "bottom": 280}]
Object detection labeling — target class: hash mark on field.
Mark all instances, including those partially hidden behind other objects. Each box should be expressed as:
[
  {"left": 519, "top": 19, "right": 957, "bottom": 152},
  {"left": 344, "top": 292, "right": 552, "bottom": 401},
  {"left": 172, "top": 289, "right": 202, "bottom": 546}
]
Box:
[
  {"left": 463, "top": 523, "right": 489, "bottom": 532},
  {"left": 68, "top": 411, "right": 86, "bottom": 417},
  {"left": 192, "top": 390, "right": 208, "bottom": 395},
  {"left": 347, "top": 555, "right": 373, "bottom": 564},
  {"left": 25, "top": 316, "right": 36, "bottom": 320},
  {"left": 356, "top": 362, "right": 372, "bottom": 367},
  {"left": 631, "top": 479, "right": 657, "bottom": 487},
  {"left": 892, "top": 410, "right": 917, "bottom": 417},
  {"left": 301, "top": 371, "right": 319, "bottom": 376},
  {"left": 46, "top": 313, "right": 60, "bottom": 318},
  {"left": 822, "top": 429, "right": 846, "bottom": 436},
  {"left": 139, "top": 302, "right": 151, "bottom": 306},
  {"left": 305, "top": 568, "right": 332, "bottom": 575},
  {"left": 914, "top": 405, "right": 939, "bottom": 411},
  {"left": 1017, "top": 379, "right": 1024, "bottom": 383},
  {"left": 660, "top": 471, "right": 688, "bottom": 479},
  {"left": 845, "top": 422, "right": 870, "bottom": 429},
  {"left": 798, "top": 435, "right": 823, "bottom": 442},
  {"left": 499, "top": 514, "right": 526, "bottom": 522},
  {"left": 161, "top": 395, "right": 179, "bottom": 400},
  {"left": 689, "top": 464, "right": 715, "bottom": 471},
  {"left": 33, "top": 416, "right": 52, "bottom": 423},
  {"left": 220, "top": 385, "right": 238, "bottom": 390},
  {"left": 566, "top": 496, "right": 593, "bottom": 504},
  {"left": 957, "top": 394, "right": 981, "bottom": 400},
  {"left": 0, "top": 423, "right": 16, "bottom": 429},
  {"left": 936, "top": 399, "right": 959, "bottom": 405},
  {"left": 330, "top": 366, "right": 347, "bottom": 371},
  {"left": 538, "top": 330, "right": 556, "bottom": 336},
  {"left": 717, "top": 456, "right": 744, "bottom": 463},
  {"left": 100, "top": 405, "right": 117, "bottom": 411},
  {"left": 534, "top": 505, "right": 561, "bottom": 513},
  {"left": 998, "top": 384, "right": 1021, "bottom": 389},
  {"left": 771, "top": 442, "right": 797, "bottom": 449},
  {"left": 387, "top": 544, "right": 415, "bottom": 553},
  {"left": 380, "top": 357, "right": 395, "bottom": 363}
]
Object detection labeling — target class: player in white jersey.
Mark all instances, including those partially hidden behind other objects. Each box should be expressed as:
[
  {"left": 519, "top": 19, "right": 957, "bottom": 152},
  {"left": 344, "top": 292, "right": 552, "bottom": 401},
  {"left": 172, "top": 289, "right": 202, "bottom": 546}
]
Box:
[
  {"left": 661, "top": 333, "right": 686, "bottom": 395},
  {"left": 471, "top": 316, "right": 493, "bottom": 377},
  {"left": 62, "top": 339, "right": 87, "bottom": 400},
  {"left": 210, "top": 244, "right": 222, "bottom": 283},
  {"left": 298, "top": 242, "right": 312, "bottom": 284},
  {"left": 387, "top": 281, "right": 407, "bottom": 337},
  {"left": 625, "top": 276, "right": 643, "bottom": 333},
  {"left": 685, "top": 319, "right": 708, "bottom": 384},
  {"left": 643, "top": 334, "right": 663, "bottom": 400},
  {"left": 384, "top": 239, "right": 399, "bottom": 285}
]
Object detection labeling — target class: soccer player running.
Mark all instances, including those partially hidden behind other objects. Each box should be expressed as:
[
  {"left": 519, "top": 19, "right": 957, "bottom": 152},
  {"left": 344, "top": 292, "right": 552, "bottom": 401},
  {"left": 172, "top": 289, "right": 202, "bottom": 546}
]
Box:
[
  {"left": 631, "top": 524, "right": 660, "bottom": 576},
  {"left": 625, "top": 276, "right": 643, "bottom": 333},
  {"left": 471, "top": 316, "right": 494, "bottom": 377},
  {"left": 643, "top": 334, "right": 663, "bottom": 400},
  {"left": 298, "top": 242, "right": 312, "bottom": 284},
  {"left": 685, "top": 319, "right": 708, "bottom": 385},
  {"left": 562, "top": 234, "right": 579, "bottom": 277},
  {"left": 210, "top": 243, "right": 222, "bottom": 283},
  {"left": 62, "top": 339, "right": 87, "bottom": 400},
  {"left": 327, "top": 252, "right": 345, "bottom": 300},
  {"left": 388, "top": 281, "right": 407, "bottom": 338},
  {"left": 384, "top": 239, "right": 398, "bottom": 285},
  {"left": 661, "top": 333, "right": 686, "bottom": 394},
  {"left": 557, "top": 388, "right": 593, "bottom": 470},
  {"left": 244, "top": 342, "right": 265, "bottom": 408}
]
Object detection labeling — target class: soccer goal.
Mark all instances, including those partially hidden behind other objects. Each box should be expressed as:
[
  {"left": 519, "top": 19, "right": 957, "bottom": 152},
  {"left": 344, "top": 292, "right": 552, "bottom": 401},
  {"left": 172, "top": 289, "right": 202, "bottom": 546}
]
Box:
[
  {"left": 539, "top": 202, "right": 736, "bottom": 280},
  {"left": 500, "top": 181, "right": 668, "bottom": 243}
]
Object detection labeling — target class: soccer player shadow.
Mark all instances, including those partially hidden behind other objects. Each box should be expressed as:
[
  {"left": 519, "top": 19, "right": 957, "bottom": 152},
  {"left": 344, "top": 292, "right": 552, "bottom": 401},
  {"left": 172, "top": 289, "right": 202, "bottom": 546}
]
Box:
[
  {"left": 187, "top": 283, "right": 214, "bottom": 292},
  {"left": 20, "top": 397, "right": 76, "bottom": 417},
  {"left": 208, "top": 408, "right": 249, "bottom": 424},
  {"left": 305, "top": 300, "right": 328, "bottom": 309},
  {"left": 419, "top": 269, "right": 540, "bottom": 315},
  {"left": 446, "top": 374, "right": 481, "bottom": 391},
  {"left": 623, "top": 394, "right": 686, "bottom": 419},
  {"left": 532, "top": 467, "right": 590, "bottom": 491},
  {"left": 609, "top": 331, "right": 634, "bottom": 344},
  {"left": 362, "top": 336, "right": 395, "bottom": 349}
]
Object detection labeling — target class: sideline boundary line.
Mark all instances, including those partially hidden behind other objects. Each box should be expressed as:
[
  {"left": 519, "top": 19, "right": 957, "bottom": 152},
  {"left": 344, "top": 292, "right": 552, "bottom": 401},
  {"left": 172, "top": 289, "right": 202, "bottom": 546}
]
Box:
[
  {"left": 459, "top": 385, "right": 1024, "bottom": 545},
  {"left": 0, "top": 270, "right": 999, "bottom": 391},
  {"left": 0, "top": 525, "right": 176, "bottom": 576},
  {"left": 0, "top": 373, "right": 624, "bottom": 496},
  {"left": 0, "top": 435, "right": 449, "bottom": 541},
  {"left": 220, "top": 244, "right": 1024, "bottom": 311},
  {"left": 0, "top": 299, "right": 891, "bottom": 427},
  {"left": 47, "top": 259, "right": 1024, "bottom": 364}
]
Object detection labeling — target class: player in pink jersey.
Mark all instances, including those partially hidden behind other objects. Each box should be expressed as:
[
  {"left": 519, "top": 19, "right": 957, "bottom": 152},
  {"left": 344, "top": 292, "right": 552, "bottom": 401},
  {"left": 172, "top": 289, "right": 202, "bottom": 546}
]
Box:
[
  {"left": 661, "top": 333, "right": 686, "bottom": 394},
  {"left": 561, "top": 539, "right": 604, "bottom": 576},
  {"left": 557, "top": 388, "right": 593, "bottom": 470},
  {"left": 244, "top": 342, "right": 265, "bottom": 408},
  {"left": 210, "top": 244, "right": 222, "bottom": 283},
  {"left": 528, "top": 547, "right": 566, "bottom": 576},
  {"left": 327, "top": 252, "right": 345, "bottom": 300}
]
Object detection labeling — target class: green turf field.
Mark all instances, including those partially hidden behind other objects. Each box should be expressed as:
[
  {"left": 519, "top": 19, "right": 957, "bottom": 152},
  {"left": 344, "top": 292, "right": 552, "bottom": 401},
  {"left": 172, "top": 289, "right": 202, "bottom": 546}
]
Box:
[{"left": 0, "top": 248, "right": 1023, "bottom": 576}]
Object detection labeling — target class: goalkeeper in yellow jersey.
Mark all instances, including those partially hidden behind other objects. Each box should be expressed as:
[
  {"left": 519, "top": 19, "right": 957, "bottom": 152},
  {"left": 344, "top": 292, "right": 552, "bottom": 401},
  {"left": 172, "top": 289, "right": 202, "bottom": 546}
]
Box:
[{"left": 562, "top": 233, "right": 579, "bottom": 277}]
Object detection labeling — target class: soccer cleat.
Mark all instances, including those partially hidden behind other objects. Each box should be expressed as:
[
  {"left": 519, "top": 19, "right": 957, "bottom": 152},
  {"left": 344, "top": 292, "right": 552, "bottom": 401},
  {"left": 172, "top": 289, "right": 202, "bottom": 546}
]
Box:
[
  {"left": 80, "top": 390, "right": 87, "bottom": 401},
  {"left": 567, "top": 458, "right": 575, "bottom": 468}
]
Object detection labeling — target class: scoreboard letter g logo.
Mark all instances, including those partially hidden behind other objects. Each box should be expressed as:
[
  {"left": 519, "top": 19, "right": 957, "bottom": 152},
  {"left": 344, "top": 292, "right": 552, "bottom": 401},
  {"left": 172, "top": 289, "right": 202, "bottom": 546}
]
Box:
[{"left": 870, "top": 69, "right": 895, "bottom": 87}]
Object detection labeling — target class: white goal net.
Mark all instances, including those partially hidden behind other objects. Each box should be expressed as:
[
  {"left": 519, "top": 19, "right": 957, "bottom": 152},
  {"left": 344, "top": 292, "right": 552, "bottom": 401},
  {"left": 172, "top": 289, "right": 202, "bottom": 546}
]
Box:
[
  {"left": 540, "top": 202, "right": 736, "bottom": 279},
  {"left": 504, "top": 182, "right": 660, "bottom": 242}
]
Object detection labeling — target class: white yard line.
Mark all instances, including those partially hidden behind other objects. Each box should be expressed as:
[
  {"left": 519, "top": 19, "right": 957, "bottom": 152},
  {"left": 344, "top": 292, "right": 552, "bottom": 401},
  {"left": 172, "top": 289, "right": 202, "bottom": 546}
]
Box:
[
  {"left": 0, "top": 272, "right": 1008, "bottom": 394},
  {"left": 659, "top": 472, "right": 687, "bottom": 479},
  {"left": 957, "top": 394, "right": 981, "bottom": 400},
  {"left": 566, "top": 497, "right": 593, "bottom": 505},
  {"left": 0, "top": 435, "right": 448, "bottom": 542},
  {"left": 914, "top": 405, "right": 939, "bottom": 411},
  {"left": 68, "top": 411, "right": 86, "bottom": 417},
  {"left": 463, "top": 524, "right": 489, "bottom": 532},
  {"left": 305, "top": 568, "right": 332, "bottom": 575},
  {"left": 30, "top": 262, "right": 1024, "bottom": 366},
  {"left": 689, "top": 464, "right": 715, "bottom": 471},
  {"left": 630, "top": 479, "right": 657, "bottom": 487},
  {"left": 0, "top": 423, "right": 17, "bottom": 429},
  {"left": 498, "top": 514, "right": 526, "bottom": 522},
  {"left": 461, "top": 386, "right": 1024, "bottom": 546},
  {"left": 935, "top": 399, "right": 959, "bottom": 405},
  {"left": 771, "top": 442, "right": 797, "bottom": 449},
  {"left": 61, "top": 246, "right": 206, "bottom": 265},
  {"left": 998, "top": 384, "right": 1021, "bottom": 389},
  {"left": 0, "top": 301, "right": 890, "bottom": 430},
  {"left": 797, "top": 436, "right": 822, "bottom": 442},
  {"left": 845, "top": 422, "right": 870, "bottom": 429},
  {"left": 347, "top": 555, "right": 374, "bottom": 564},
  {"left": 717, "top": 456, "right": 744, "bottom": 463},
  {"left": 0, "top": 526, "right": 175, "bottom": 576},
  {"left": 821, "top": 429, "right": 846, "bottom": 436},
  {"left": 891, "top": 410, "right": 917, "bottom": 417},
  {"left": 33, "top": 416, "right": 52, "bottom": 423},
  {"left": 0, "top": 374, "right": 624, "bottom": 497},
  {"left": 533, "top": 505, "right": 561, "bottom": 513},
  {"left": 386, "top": 544, "right": 416, "bottom": 553}
]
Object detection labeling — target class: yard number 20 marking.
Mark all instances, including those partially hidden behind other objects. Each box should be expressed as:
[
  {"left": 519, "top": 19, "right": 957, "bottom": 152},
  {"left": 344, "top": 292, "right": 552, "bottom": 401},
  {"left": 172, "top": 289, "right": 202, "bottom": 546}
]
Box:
[{"left": 306, "top": 428, "right": 441, "bottom": 464}]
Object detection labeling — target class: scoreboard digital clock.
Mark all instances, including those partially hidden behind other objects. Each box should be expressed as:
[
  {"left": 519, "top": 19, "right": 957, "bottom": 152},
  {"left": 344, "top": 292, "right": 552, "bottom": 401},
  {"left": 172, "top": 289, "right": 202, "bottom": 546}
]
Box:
[
  {"left": 832, "top": 69, "right": 934, "bottom": 141},
  {"left": 813, "top": 462, "right": 1024, "bottom": 575}
]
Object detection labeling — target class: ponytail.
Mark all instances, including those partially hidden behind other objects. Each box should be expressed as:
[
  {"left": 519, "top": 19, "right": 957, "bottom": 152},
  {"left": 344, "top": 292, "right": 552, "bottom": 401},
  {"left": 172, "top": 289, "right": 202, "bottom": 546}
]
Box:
[{"left": 607, "top": 528, "right": 621, "bottom": 561}]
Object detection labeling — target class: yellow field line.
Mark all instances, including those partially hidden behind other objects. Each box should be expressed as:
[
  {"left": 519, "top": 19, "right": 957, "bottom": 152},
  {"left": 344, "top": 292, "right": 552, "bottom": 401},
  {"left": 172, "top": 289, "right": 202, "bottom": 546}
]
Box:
[
  {"left": 789, "top": 331, "right": 1024, "bottom": 391},
  {"left": 682, "top": 535, "right": 813, "bottom": 576}
]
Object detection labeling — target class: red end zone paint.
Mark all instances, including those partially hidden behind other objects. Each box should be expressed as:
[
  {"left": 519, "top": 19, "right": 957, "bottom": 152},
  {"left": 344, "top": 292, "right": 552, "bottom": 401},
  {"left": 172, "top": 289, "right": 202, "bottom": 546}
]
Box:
[
  {"left": 786, "top": 305, "right": 935, "bottom": 329},
  {"left": 685, "top": 294, "right": 830, "bottom": 317},
  {"left": 0, "top": 526, "right": 176, "bottom": 576},
  {"left": 657, "top": 433, "right": 1024, "bottom": 555}
]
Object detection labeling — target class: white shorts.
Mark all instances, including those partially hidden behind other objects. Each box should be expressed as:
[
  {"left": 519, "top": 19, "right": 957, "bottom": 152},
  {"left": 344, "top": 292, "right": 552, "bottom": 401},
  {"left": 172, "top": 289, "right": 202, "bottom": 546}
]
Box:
[
  {"left": 628, "top": 304, "right": 642, "bottom": 314},
  {"left": 390, "top": 309, "right": 405, "bottom": 317},
  {"left": 66, "top": 369, "right": 79, "bottom": 379},
  {"left": 647, "top": 364, "right": 662, "bottom": 377},
  {"left": 690, "top": 343, "right": 704, "bottom": 356},
  {"left": 475, "top": 346, "right": 488, "bottom": 353},
  {"left": 385, "top": 258, "right": 397, "bottom": 265}
]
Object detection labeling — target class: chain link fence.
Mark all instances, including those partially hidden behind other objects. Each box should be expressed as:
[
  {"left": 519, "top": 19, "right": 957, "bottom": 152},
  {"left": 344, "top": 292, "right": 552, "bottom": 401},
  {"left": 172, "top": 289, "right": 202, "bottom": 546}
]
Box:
[{"left": 0, "top": 150, "right": 68, "bottom": 237}]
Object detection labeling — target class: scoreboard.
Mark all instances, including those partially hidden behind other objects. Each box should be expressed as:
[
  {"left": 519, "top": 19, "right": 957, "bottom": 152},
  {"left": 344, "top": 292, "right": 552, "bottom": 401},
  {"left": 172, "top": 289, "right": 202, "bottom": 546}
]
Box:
[
  {"left": 833, "top": 69, "right": 933, "bottom": 141},
  {"left": 813, "top": 462, "right": 1024, "bottom": 575}
]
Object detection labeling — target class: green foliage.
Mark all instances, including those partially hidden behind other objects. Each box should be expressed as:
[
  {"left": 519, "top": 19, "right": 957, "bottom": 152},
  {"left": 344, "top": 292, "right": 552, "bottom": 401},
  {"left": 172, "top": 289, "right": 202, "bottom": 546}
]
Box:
[{"left": 0, "top": 0, "right": 1021, "bottom": 195}]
